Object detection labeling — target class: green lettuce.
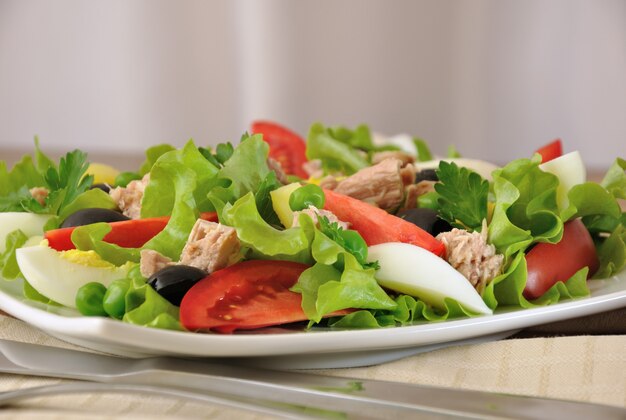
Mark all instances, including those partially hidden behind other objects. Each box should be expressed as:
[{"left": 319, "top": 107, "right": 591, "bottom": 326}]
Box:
[
  {"left": 601, "top": 158, "right": 626, "bottom": 199},
  {"left": 218, "top": 191, "right": 396, "bottom": 325},
  {"left": 71, "top": 223, "right": 140, "bottom": 266},
  {"left": 140, "top": 141, "right": 220, "bottom": 260},
  {"left": 220, "top": 193, "right": 315, "bottom": 264},
  {"left": 121, "top": 266, "right": 182, "bottom": 331},
  {"left": 328, "top": 295, "right": 473, "bottom": 329},
  {"left": 488, "top": 156, "right": 563, "bottom": 258},
  {"left": 292, "top": 228, "right": 396, "bottom": 324},
  {"left": 0, "top": 230, "right": 29, "bottom": 280},
  {"left": 306, "top": 123, "right": 370, "bottom": 175},
  {"left": 482, "top": 252, "right": 590, "bottom": 310},
  {"left": 207, "top": 134, "right": 273, "bottom": 206},
  {"left": 139, "top": 144, "right": 176, "bottom": 176}
]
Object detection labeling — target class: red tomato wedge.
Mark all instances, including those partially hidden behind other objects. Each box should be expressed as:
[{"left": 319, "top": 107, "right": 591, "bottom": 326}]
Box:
[
  {"left": 180, "top": 260, "right": 345, "bottom": 333},
  {"left": 45, "top": 212, "right": 218, "bottom": 251},
  {"left": 524, "top": 219, "right": 599, "bottom": 299},
  {"left": 534, "top": 139, "right": 563, "bottom": 163},
  {"left": 251, "top": 121, "right": 309, "bottom": 179},
  {"left": 322, "top": 189, "right": 446, "bottom": 257}
]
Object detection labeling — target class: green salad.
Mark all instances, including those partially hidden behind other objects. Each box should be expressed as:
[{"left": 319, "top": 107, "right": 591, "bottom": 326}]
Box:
[{"left": 0, "top": 121, "right": 624, "bottom": 334}]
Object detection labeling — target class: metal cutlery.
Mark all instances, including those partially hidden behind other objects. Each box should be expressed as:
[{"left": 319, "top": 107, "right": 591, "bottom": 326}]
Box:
[{"left": 0, "top": 338, "right": 624, "bottom": 419}]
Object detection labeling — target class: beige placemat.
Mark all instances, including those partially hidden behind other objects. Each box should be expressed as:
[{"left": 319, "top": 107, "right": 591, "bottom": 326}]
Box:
[{"left": 0, "top": 315, "right": 625, "bottom": 418}]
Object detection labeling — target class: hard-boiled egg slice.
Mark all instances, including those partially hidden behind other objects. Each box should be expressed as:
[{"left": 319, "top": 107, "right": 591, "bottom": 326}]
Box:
[
  {"left": 367, "top": 242, "right": 492, "bottom": 315},
  {"left": 16, "top": 244, "right": 132, "bottom": 308},
  {"left": 414, "top": 158, "right": 499, "bottom": 180},
  {"left": 0, "top": 212, "right": 52, "bottom": 253},
  {"left": 539, "top": 151, "right": 586, "bottom": 210}
]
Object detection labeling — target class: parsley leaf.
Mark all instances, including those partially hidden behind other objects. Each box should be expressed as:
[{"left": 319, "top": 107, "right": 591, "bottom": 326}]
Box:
[
  {"left": 318, "top": 216, "right": 380, "bottom": 270},
  {"left": 254, "top": 171, "right": 282, "bottom": 227},
  {"left": 435, "top": 161, "right": 489, "bottom": 231},
  {"left": 44, "top": 150, "right": 94, "bottom": 215}
]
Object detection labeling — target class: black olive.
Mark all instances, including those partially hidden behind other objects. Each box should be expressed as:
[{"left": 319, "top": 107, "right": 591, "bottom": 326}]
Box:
[
  {"left": 396, "top": 208, "right": 452, "bottom": 236},
  {"left": 61, "top": 208, "right": 130, "bottom": 228},
  {"left": 148, "top": 265, "right": 208, "bottom": 306},
  {"left": 91, "top": 183, "right": 112, "bottom": 193},
  {"left": 415, "top": 169, "right": 439, "bottom": 183}
]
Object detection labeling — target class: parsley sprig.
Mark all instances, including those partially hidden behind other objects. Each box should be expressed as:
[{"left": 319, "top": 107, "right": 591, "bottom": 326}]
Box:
[
  {"left": 318, "top": 216, "right": 380, "bottom": 270},
  {"left": 434, "top": 161, "right": 489, "bottom": 231},
  {"left": 44, "top": 150, "right": 94, "bottom": 214}
]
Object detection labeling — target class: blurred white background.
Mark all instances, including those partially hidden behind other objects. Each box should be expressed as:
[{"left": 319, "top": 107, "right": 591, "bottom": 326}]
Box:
[{"left": 1, "top": 0, "right": 624, "bottom": 169}]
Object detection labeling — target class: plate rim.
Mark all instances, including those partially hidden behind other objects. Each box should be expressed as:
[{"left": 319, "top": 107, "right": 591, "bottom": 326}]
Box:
[{"left": 0, "top": 272, "right": 625, "bottom": 358}]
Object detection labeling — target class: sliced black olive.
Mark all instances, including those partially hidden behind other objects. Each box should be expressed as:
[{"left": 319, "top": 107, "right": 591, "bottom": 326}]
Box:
[
  {"left": 414, "top": 169, "right": 439, "bottom": 183},
  {"left": 91, "top": 183, "right": 112, "bottom": 193},
  {"left": 61, "top": 208, "right": 130, "bottom": 228},
  {"left": 396, "top": 208, "right": 452, "bottom": 236},
  {"left": 148, "top": 265, "right": 208, "bottom": 306}
]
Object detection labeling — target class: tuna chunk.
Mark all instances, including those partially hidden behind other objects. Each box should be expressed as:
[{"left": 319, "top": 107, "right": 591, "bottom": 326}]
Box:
[
  {"left": 401, "top": 180, "right": 437, "bottom": 211},
  {"left": 139, "top": 249, "right": 174, "bottom": 278},
  {"left": 267, "top": 157, "right": 289, "bottom": 185},
  {"left": 371, "top": 150, "right": 415, "bottom": 167},
  {"left": 332, "top": 158, "right": 405, "bottom": 212},
  {"left": 292, "top": 206, "right": 349, "bottom": 230},
  {"left": 179, "top": 220, "right": 241, "bottom": 273},
  {"left": 109, "top": 174, "right": 150, "bottom": 219},
  {"left": 436, "top": 222, "right": 504, "bottom": 294},
  {"left": 29, "top": 187, "right": 49, "bottom": 206}
]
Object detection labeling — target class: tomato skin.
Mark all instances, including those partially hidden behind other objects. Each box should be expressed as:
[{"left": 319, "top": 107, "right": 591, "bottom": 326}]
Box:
[
  {"left": 322, "top": 189, "right": 446, "bottom": 257},
  {"left": 45, "top": 212, "right": 218, "bottom": 251},
  {"left": 535, "top": 139, "right": 563, "bottom": 163},
  {"left": 179, "top": 260, "right": 310, "bottom": 333},
  {"left": 524, "top": 219, "right": 599, "bottom": 299},
  {"left": 251, "top": 121, "right": 309, "bottom": 179}
]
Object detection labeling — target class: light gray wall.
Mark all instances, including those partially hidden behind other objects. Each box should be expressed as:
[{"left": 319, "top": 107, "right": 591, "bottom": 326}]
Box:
[{"left": 1, "top": 0, "right": 624, "bottom": 169}]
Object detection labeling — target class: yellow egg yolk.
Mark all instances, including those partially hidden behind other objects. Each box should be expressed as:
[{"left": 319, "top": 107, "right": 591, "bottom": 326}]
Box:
[{"left": 60, "top": 249, "right": 115, "bottom": 268}]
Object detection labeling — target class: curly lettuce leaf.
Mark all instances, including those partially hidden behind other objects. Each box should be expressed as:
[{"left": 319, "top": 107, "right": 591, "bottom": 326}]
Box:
[
  {"left": 0, "top": 230, "right": 28, "bottom": 280},
  {"left": 71, "top": 223, "right": 140, "bottom": 266},
  {"left": 595, "top": 224, "right": 626, "bottom": 278},
  {"left": 208, "top": 134, "right": 272, "bottom": 205},
  {"left": 306, "top": 123, "right": 369, "bottom": 175},
  {"left": 482, "top": 252, "right": 589, "bottom": 310},
  {"left": 327, "top": 295, "right": 473, "bottom": 329},
  {"left": 141, "top": 161, "right": 199, "bottom": 260},
  {"left": 139, "top": 144, "right": 176, "bottom": 176},
  {"left": 292, "top": 229, "right": 396, "bottom": 324},
  {"left": 488, "top": 156, "right": 563, "bottom": 258},
  {"left": 142, "top": 140, "right": 220, "bottom": 217},
  {"left": 601, "top": 157, "right": 626, "bottom": 200},
  {"left": 413, "top": 138, "right": 433, "bottom": 162},
  {"left": 139, "top": 141, "right": 220, "bottom": 260},
  {"left": 220, "top": 192, "right": 315, "bottom": 264},
  {"left": 121, "top": 267, "right": 182, "bottom": 331}
]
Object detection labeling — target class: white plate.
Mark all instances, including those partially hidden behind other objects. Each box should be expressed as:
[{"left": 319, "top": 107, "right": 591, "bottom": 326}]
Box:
[{"left": 1, "top": 272, "right": 625, "bottom": 369}]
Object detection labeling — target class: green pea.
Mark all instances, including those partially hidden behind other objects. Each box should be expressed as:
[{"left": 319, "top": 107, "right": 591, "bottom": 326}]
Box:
[
  {"left": 417, "top": 191, "right": 440, "bottom": 210},
  {"left": 340, "top": 229, "right": 368, "bottom": 265},
  {"left": 289, "top": 184, "right": 325, "bottom": 211},
  {"left": 75, "top": 282, "right": 107, "bottom": 316},
  {"left": 114, "top": 171, "right": 142, "bottom": 188},
  {"left": 103, "top": 279, "right": 130, "bottom": 319}
]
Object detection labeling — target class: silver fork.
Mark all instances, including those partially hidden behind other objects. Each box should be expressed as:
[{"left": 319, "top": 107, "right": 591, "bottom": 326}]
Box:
[{"left": 0, "top": 381, "right": 318, "bottom": 419}]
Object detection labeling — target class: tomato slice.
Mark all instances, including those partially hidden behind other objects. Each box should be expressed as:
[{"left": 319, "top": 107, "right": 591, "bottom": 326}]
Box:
[
  {"left": 524, "top": 219, "right": 599, "bottom": 299},
  {"left": 45, "top": 212, "right": 218, "bottom": 251},
  {"left": 322, "top": 189, "right": 446, "bottom": 257},
  {"left": 534, "top": 139, "right": 563, "bottom": 163},
  {"left": 251, "top": 121, "right": 309, "bottom": 179},
  {"left": 179, "top": 260, "right": 311, "bottom": 333}
]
